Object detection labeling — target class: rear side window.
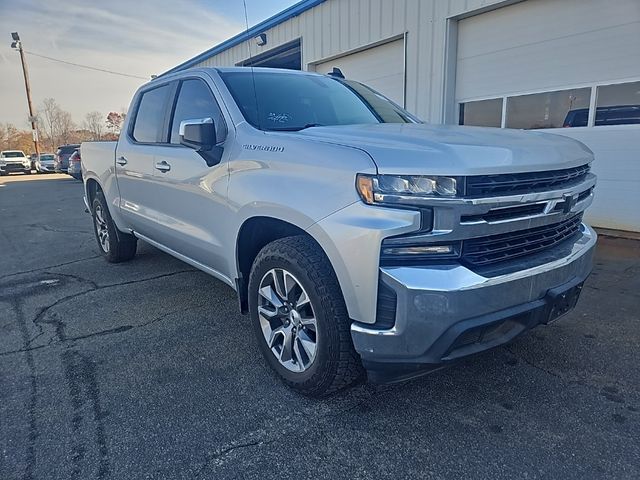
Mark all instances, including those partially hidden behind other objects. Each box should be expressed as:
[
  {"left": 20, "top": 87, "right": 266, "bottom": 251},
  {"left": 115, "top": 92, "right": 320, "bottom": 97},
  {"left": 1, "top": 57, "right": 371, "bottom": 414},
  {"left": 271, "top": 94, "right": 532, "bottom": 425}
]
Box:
[
  {"left": 132, "top": 84, "right": 171, "bottom": 143},
  {"left": 170, "top": 79, "right": 226, "bottom": 144}
]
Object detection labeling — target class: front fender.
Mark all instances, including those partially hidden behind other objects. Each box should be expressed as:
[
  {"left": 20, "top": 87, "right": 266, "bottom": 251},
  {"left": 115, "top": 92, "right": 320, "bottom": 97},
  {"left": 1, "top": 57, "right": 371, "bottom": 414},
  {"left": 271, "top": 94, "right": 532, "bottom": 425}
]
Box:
[{"left": 307, "top": 202, "right": 420, "bottom": 324}]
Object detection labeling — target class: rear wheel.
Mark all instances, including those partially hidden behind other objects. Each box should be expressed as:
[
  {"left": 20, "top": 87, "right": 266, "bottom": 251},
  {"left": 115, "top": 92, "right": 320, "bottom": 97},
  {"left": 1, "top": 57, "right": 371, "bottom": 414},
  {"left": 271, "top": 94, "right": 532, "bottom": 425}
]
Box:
[
  {"left": 248, "top": 235, "right": 363, "bottom": 397},
  {"left": 92, "top": 191, "right": 137, "bottom": 263}
]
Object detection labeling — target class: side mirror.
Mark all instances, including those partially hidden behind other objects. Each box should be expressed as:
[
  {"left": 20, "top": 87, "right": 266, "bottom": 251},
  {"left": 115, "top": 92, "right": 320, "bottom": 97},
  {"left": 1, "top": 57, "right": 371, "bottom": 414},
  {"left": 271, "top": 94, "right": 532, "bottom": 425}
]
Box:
[{"left": 179, "top": 118, "right": 216, "bottom": 151}]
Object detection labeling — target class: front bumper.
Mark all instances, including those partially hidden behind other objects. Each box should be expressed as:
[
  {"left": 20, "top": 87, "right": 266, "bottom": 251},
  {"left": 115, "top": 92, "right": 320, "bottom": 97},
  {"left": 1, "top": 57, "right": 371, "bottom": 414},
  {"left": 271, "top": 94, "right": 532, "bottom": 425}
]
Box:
[
  {"left": 1, "top": 163, "right": 31, "bottom": 173},
  {"left": 38, "top": 163, "right": 56, "bottom": 172},
  {"left": 351, "top": 224, "right": 596, "bottom": 382}
]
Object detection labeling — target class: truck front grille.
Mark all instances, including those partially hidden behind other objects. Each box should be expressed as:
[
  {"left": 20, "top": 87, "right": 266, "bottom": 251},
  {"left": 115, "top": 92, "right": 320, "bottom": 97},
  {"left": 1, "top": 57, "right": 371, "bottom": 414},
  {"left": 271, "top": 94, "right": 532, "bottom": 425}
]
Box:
[
  {"left": 462, "top": 214, "right": 583, "bottom": 267},
  {"left": 466, "top": 164, "right": 590, "bottom": 197}
]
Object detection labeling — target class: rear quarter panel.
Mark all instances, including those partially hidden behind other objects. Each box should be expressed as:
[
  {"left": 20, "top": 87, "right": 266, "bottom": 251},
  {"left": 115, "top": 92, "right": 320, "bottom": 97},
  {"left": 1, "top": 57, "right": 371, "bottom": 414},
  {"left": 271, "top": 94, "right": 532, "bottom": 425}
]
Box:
[{"left": 81, "top": 141, "right": 128, "bottom": 229}]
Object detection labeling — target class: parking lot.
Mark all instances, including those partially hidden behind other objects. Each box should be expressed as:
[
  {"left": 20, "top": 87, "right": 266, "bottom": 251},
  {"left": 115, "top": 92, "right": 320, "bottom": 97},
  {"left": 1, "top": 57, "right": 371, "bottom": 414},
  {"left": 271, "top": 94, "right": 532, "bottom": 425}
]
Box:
[{"left": 1, "top": 173, "right": 638, "bottom": 480}]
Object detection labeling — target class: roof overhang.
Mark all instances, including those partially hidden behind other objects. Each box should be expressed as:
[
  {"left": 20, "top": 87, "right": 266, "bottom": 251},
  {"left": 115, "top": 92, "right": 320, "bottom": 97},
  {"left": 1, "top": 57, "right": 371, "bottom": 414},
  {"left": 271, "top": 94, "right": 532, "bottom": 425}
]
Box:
[{"left": 160, "top": 0, "right": 326, "bottom": 76}]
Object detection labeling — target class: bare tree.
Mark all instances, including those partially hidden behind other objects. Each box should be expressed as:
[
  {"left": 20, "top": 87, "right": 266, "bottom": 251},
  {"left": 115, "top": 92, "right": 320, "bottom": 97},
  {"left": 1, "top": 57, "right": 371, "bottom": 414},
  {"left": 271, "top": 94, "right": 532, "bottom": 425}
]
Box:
[
  {"left": 57, "top": 111, "right": 75, "bottom": 145},
  {"left": 38, "top": 98, "right": 60, "bottom": 150},
  {"left": 84, "top": 111, "right": 104, "bottom": 140},
  {"left": 36, "top": 98, "right": 77, "bottom": 149}
]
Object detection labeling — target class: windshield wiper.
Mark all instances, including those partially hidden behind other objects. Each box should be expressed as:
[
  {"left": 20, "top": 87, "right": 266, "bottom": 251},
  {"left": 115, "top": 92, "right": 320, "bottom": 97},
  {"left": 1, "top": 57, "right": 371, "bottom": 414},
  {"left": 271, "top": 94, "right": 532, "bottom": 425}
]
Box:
[{"left": 268, "top": 123, "right": 325, "bottom": 131}]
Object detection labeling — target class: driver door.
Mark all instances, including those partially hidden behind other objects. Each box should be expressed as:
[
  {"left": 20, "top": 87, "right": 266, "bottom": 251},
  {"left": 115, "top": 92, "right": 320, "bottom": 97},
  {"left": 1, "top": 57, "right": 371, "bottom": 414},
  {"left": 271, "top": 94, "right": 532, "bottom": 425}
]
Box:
[{"left": 145, "top": 76, "right": 231, "bottom": 276}]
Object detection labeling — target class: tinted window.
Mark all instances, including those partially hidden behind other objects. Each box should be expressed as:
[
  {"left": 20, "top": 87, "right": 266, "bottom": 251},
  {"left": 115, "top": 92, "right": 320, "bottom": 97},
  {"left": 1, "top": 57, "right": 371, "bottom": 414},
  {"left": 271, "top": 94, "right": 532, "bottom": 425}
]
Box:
[
  {"left": 132, "top": 84, "right": 171, "bottom": 143},
  {"left": 595, "top": 81, "right": 640, "bottom": 126},
  {"left": 170, "top": 79, "right": 226, "bottom": 144},
  {"left": 2, "top": 151, "right": 25, "bottom": 158},
  {"left": 506, "top": 88, "right": 591, "bottom": 129},
  {"left": 220, "top": 72, "right": 417, "bottom": 131},
  {"left": 40, "top": 154, "right": 55, "bottom": 160},
  {"left": 57, "top": 145, "right": 80, "bottom": 154},
  {"left": 459, "top": 98, "right": 503, "bottom": 127}
]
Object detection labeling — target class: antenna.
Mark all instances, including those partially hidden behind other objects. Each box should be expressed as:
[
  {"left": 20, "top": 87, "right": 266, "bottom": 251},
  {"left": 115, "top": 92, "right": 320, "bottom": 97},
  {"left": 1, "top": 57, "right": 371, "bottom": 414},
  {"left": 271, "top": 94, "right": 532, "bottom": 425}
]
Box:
[
  {"left": 327, "top": 67, "right": 345, "bottom": 79},
  {"left": 242, "top": 0, "right": 261, "bottom": 130}
]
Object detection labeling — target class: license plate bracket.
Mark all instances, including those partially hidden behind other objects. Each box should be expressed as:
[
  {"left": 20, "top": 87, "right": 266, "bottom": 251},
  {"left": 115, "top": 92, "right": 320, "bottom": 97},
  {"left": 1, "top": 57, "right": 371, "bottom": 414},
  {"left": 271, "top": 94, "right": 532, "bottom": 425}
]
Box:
[{"left": 543, "top": 281, "right": 584, "bottom": 324}]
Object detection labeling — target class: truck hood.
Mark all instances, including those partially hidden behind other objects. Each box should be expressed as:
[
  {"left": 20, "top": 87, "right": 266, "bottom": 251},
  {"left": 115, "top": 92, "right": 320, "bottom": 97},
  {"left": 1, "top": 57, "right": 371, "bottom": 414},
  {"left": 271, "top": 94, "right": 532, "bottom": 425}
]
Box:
[{"left": 298, "top": 123, "right": 593, "bottom": 175}]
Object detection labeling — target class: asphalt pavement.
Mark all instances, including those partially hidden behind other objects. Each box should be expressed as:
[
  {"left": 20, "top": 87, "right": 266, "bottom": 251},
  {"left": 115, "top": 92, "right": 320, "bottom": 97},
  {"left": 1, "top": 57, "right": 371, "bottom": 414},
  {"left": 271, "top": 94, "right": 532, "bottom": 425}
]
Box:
[{"left": 1, "top": 173, "right": 639, "bottom": 479}]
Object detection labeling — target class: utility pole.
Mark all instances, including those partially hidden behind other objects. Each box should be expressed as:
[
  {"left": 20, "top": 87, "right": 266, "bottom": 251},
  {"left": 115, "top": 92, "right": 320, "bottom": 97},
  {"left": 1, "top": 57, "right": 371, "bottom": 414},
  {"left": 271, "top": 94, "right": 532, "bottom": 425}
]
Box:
[{"left": 11, "top": 32, "right": 40, "bottom": 157}]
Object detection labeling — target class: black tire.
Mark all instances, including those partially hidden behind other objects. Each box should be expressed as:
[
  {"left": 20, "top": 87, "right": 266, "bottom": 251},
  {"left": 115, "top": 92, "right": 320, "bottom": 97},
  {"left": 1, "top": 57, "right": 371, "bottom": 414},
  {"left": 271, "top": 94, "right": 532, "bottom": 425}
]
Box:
[
  {"left": 92, "top": 191, "right": 137, "bottom": 263},
  {"left": 248, "top": 235, "right": 364, "bottom": 397},
  {"left": 24, "top": 170, "right": 31, "bottom": 175}
]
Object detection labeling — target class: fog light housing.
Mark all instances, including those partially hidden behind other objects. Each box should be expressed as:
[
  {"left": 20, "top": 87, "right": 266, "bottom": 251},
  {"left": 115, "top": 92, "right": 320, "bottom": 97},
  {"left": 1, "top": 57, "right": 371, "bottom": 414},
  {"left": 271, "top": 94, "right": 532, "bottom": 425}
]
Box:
[
  {"left": 381, "top": 245, "right": 454, "bottom": 256},
  {"left": 380, "top": 237, "right": 461, "bottom": 266}
]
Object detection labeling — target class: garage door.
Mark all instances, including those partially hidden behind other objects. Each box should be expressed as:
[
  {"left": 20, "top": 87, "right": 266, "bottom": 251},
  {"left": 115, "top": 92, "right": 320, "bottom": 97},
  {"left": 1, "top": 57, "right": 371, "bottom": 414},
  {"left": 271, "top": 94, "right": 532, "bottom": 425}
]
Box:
[
  {"left": 315, "top": 38, "right": 405, "bottom": 106},
  {"left": 456, "top": 0, "right": 640, "bottom": 232}
]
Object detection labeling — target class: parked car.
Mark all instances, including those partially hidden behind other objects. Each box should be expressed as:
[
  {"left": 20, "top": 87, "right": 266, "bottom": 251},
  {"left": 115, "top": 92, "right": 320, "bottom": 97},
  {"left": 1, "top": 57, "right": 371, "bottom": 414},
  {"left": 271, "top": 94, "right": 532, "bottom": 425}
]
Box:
[
  {"left": 0, "top": 150, "right": 32, "bottom": 175},
  {"left": 54, "top": 144, "right": 80, "bottom": 173},
  {"left": 82, "top": 67, "right": 597, "bottom": 396},
  {"left": 35, "top": 153, "right": 56, "bottom": 173},
  {"left": 67, "top": 149, "right": 82, "bottom": 180}
]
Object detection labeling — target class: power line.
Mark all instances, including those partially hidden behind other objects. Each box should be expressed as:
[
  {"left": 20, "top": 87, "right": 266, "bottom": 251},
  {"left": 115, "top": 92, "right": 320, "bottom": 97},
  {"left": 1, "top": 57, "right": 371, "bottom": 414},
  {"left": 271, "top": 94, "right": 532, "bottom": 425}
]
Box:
[{"left": 23, "top": 50, "right": 149, "bottom": 80}]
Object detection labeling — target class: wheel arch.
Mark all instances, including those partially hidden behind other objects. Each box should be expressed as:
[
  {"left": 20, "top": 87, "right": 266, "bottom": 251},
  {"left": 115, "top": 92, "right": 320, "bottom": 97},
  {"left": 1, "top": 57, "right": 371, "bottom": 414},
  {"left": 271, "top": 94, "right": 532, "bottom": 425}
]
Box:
[
  {"left": 85, "top": 177, "right": 102, "bottom": 208},
  {"left": 235, "top": 216, "right": 334, "bottom": 315}
]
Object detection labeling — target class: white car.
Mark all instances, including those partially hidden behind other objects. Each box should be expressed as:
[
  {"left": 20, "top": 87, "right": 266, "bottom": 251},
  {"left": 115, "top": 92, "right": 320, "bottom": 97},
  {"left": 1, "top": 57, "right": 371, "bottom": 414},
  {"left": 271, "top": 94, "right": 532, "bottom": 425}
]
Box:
[
  {"left": 36, "top": 153, "right": 56, "bottom": 173},
  {"left": 0, "top": 150, "right": 32, "bottom": 175}
]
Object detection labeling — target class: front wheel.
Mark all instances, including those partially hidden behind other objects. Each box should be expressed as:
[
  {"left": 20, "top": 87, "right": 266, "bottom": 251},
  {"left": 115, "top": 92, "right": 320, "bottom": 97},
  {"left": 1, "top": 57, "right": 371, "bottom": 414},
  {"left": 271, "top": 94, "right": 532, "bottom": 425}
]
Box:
[
  {"left": 92, "top": 191, "right": 137, "bottom": 263},
  {"left": 248, "top": 235, "right": 364, "bottom": 397}
]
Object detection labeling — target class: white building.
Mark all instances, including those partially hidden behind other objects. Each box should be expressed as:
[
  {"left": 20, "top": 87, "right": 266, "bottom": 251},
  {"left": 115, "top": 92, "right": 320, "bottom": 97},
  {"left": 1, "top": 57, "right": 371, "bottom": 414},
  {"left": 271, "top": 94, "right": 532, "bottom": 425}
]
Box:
[{"left": 164, "top": 0, "right": 640, "bottom": 232}]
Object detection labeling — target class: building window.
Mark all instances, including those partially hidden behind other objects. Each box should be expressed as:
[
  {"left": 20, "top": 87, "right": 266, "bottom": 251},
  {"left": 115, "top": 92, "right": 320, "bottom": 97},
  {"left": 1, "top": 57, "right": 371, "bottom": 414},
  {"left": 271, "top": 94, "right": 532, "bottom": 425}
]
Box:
[
  {"left": 595, "top": 81, "right": 640, "bottom": 126},
  {"left": 505, "top": 88, "right": 591, "bottom": 129},
  {"left": 459, "top": 98, "right": 502, "bottom": 127}
]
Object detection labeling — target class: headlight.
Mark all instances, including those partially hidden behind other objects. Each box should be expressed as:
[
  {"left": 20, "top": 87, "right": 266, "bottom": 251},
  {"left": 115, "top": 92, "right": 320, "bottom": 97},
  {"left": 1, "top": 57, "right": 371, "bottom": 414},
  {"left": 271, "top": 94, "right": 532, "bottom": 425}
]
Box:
[{"left": 357, "top": 174, "right": 460, "bottom": 206}]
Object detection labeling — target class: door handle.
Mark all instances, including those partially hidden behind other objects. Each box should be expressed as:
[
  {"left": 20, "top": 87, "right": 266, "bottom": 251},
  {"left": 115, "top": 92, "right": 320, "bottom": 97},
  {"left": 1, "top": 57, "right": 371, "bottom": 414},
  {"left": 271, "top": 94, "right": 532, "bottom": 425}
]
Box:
[
  {"left": 116, "top": 156, "right": 128, "bottom": 166},
  {"left": 155, "top": 161, "right": 171, "bottom": 172}
]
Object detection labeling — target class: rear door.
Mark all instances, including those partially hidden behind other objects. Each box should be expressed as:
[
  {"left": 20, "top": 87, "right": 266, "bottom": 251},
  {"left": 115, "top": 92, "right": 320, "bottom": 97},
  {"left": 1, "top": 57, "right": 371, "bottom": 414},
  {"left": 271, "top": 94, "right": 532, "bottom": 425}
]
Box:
[
  {"left": 115, "top": 81, "right": 175, "bottom": 237},
  {"left": 145, "top": 76, "right": 232, "bottom": 275}
]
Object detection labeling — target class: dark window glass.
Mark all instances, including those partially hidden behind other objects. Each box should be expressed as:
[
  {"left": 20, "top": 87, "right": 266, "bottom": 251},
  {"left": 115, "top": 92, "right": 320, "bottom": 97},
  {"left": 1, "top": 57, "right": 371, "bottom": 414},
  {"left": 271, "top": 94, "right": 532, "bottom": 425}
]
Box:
[
  {"left": 506, "top": 88, "right": 591, "bottom": 129},
  {"left": 132, "top": 84, "right": 171, "bottom": 143},
  {"left": 595, "top": 81, "right": 640, "bottom": 126},
  {"left": 170, "top": 79, "right": 226, "bottom": 144},
  {"left": 459, "top": 98, "right": 503, "bottom": 127},
  {"left": 2, "top": 151, "right": 25, "bottom": 157},
  {"left": 56, "top": 145, "right": 80, "bottom": 154},
  {"left": 220, "top": 72, "right": 418, "bottom": 131}
]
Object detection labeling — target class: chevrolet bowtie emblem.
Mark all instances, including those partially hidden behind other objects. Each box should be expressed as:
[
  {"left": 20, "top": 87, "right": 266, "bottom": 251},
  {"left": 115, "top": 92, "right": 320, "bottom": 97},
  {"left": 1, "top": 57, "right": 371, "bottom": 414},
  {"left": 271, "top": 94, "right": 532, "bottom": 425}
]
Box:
[{"left": 562, "top": 193, "right": 577, "bottom": 214}]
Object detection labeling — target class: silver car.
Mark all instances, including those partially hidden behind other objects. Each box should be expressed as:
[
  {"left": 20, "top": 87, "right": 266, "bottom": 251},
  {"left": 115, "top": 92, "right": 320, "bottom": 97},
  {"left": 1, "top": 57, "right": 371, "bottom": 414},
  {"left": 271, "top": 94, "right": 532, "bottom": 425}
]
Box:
[{"left": 36, "top": 153, "right": 56, "bottom": 173}]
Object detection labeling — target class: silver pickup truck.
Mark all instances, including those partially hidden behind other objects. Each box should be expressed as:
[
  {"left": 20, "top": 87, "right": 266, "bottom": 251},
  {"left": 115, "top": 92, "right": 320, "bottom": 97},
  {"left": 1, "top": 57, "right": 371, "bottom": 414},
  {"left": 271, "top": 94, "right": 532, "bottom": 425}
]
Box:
[{"left": 82, "top": 67, "right": 597, "bottom": 396}]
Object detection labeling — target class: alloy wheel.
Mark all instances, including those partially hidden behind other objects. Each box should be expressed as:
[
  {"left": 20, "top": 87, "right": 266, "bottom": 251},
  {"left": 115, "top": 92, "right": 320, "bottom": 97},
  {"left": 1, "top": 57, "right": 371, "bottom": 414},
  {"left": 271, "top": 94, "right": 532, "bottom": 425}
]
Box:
[
  {"left": 94, "top": 205, "right": 110, "bottom": 253},
  {"left": 258, "top": 268, "right": 318, "bottom": 372}
]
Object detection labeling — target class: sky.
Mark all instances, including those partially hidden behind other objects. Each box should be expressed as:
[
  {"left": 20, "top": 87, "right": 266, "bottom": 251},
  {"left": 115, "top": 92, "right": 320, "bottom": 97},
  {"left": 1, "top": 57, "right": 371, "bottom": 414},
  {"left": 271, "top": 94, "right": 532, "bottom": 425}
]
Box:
[{"left": 0, "top": 0, "right": 298, "bottom": 128}]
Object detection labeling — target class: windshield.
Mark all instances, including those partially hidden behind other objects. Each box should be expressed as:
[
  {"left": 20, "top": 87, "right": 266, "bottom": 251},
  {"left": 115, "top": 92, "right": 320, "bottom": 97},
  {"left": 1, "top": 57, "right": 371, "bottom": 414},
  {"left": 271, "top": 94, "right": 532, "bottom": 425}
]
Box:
[
  {"left": 40, "top": 154, "right": 55, "bottom": 161},
  {"left": 220, "top": 71, "right": 419, "bottom": 131},
  {"left": 2, "top": 151, "right": 25, "bottom": 158}
]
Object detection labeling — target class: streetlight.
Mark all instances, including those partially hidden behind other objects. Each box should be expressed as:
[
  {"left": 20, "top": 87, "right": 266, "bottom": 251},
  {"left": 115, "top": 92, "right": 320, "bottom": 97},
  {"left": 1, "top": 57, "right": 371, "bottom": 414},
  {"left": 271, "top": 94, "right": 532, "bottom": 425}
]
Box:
[{"left": 10, "top": 32, "right": 40, "bottom": 158}]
